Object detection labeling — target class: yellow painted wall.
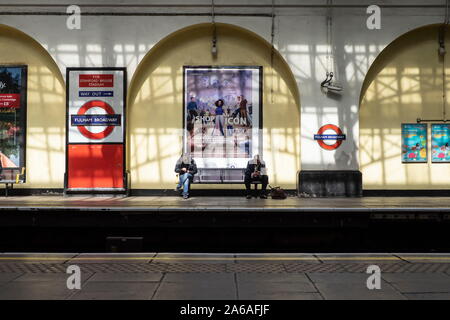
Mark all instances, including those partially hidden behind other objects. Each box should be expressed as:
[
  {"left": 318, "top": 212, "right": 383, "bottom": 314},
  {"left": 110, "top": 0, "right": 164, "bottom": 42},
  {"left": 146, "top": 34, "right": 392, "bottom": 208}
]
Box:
[
  {"left": 0, "top": 25, "right": 65, "bottom": 188},
  {"left": 128, "top": 23, "right": 300, "bottom": 189},
  {"left": 360, "top": 24, "right": 450, "bottom": 189}
]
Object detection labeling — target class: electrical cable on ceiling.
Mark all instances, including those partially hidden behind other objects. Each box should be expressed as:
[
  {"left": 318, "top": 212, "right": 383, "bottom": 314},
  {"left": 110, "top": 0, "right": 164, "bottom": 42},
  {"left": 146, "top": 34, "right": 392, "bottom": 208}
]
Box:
[
  {"left": 270, "top": 0, "right": 275, "bottom": 103},
  {"left": 321, "top": 0, "right": 342, "bottom": 94},
  {"left": 443, "top": 0, "right": 448, "bottom": 121},
  {"left": 419, "top": 0, "right": 449, "bottom": 123},
  {"left": 326, "top": 0, "right": 333, "bottom": 78},
  {"left": 441, "top": 0, "right": 448, "bottom": 121},
  {"left": 446, "top": 0, "right": 449, "bottom": 24}
]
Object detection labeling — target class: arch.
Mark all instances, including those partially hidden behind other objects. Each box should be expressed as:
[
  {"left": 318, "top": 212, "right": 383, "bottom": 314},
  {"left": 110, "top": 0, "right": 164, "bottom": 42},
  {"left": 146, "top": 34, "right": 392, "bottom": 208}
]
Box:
[
  {"left": 359, "top": 24, "right": 450, "bottom": 190},
  {"left": 0, "top": 24, "right": 65, "bottom": 188},
  {"left": 127, "top": 23, "right": 301, "bottom": 190}
]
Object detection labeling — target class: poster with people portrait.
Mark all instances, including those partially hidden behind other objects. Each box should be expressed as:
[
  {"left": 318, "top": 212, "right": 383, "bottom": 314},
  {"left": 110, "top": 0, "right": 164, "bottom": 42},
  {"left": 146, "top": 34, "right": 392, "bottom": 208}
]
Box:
[
  {"left": 401, "top": 123, "right": 427, "bottom": 163},
  {"left": 431, "top": 124, "right": 450, "bottom": 162},
  {"left": 0, "top": 66, "right": 27, "bottom": 171},
  {"left": 183, "top": 66, "right": 262, "bottom": 168}
]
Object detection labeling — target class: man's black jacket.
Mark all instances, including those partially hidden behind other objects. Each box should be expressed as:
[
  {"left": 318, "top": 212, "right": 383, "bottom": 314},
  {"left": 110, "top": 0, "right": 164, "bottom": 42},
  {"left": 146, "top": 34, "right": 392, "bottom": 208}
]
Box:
[
  {"left": 245, "top": 160, "right": 266, "bottom": 177},
  {"left": 174, "top": 159, "right": 198, "bottom": 175}
]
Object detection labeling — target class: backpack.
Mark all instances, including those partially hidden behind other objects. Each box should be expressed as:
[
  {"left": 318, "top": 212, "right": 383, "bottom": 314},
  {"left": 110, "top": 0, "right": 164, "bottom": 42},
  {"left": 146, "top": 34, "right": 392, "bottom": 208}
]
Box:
[{"left": 269, "top": 185, "right": 287, "bottom": 199}]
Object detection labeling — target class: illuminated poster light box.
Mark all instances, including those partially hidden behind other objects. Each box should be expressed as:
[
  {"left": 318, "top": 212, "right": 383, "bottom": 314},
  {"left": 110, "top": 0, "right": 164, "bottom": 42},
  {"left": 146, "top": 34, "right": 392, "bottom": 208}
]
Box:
[
  {"left": 183, "top": 66, "right": 262, "bottom": 169},
  {"left": 0, "top": 65, "right": 27, "bottom": 178},
  {"left": 431, "top": 124, "right": 450, "bottom": 163},
  {"left": 401, "top": 123, "right": 427, "bottom": 163}
]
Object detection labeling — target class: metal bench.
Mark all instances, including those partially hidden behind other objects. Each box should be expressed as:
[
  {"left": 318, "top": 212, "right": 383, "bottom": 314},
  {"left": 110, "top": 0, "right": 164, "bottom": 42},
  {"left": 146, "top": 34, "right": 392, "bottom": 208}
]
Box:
[
  {"left": 0, "top": 167, "right": 25, "bottom": 196},
  {"left": 193, "top": 168, "right": 262, "bottom": 190}
]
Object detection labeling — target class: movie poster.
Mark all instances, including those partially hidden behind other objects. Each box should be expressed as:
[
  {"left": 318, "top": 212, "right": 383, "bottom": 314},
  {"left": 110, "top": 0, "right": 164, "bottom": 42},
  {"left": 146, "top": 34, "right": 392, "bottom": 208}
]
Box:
[
  {"left": 431, "top": 124, "right": 450, "bottom": 162},
  {"left": 183, "top": 66, "right": 262, "bottom": 168},
  {"left": 401, "top": 123, "right": 427, "bottom": 163},
  {"left": 0, "top": 66, "right": 27, "bottom": 169}
]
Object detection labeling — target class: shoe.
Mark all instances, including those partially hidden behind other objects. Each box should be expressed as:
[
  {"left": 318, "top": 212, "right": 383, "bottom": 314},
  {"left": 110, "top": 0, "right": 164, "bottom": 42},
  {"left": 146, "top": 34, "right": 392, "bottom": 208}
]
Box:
[
  {"left": 260, "top": 194, "right": 268, "bottom": 199},
  {"left": 246, "top": 194, "right": 252, "bottom": 199},
  {"left": 175, "top": 185, "right": 181, "bottom": 191},
  {"left": 183, "top": 194, "right": 189, "bottom": 199}
]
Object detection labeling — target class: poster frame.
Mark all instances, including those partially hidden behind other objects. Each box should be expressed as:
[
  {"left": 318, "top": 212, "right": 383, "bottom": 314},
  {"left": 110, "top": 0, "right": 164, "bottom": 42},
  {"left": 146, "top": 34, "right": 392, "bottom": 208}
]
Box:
[
  {"left": 431, "top": 123, "right": 450, "bottom": 163},
  {"left": 182, "top": 65, "right": 263, "bottom": 169},
  {"left": 65, "top": 67, "right": 127, "bottom": 191},
  {"left": 0, "top": 64, "right": 27, "bottom": 182},
  {"left": 401, "top": 122, "right": 428, "bottom": 164}
]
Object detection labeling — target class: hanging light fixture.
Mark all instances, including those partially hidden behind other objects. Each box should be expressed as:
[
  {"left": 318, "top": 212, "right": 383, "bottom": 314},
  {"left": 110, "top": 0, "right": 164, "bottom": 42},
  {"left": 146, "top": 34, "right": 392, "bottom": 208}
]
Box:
[
  {"left": 211, "top": 0, "right": 217, "bottom": 57},
  {"left": 320, "top": 0, "right": 343, "bottom": 94}
]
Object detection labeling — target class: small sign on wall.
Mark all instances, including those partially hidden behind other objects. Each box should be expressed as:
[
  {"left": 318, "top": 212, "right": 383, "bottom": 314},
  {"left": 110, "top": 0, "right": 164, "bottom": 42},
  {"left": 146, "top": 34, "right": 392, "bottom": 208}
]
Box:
[
  {"left": 314, "top": 124, "right": 346, "bottom": 150},
  {"left": 401, "top": 123, "right": 427, "bottom": 163}
]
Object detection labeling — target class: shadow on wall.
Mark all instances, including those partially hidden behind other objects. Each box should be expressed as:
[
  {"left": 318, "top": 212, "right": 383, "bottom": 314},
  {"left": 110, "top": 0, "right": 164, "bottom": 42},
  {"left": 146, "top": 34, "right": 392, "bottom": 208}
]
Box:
[
  {"left": 360, "top": 24, "right": 450, "bottom": 190},
  {"left": 127, "top": 23, "right": 301, "bottom": 189},
  {"left": 0, "top": 24, "right": 65, "bottom": 188}
]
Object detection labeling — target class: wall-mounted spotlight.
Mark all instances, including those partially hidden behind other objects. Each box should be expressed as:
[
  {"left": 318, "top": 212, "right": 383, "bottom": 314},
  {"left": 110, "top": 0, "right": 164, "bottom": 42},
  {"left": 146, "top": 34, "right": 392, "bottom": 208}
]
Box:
[{"left": 320, "top": 72, "right": 343, "bottom": 94}]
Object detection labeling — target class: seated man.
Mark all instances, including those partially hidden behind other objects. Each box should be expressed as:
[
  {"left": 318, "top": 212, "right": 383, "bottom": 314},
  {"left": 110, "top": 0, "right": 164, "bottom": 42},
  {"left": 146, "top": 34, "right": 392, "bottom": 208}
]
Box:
[
  {"left": 244, "top": 154, "right": 269, "bottom": 199},
  {"left": 174, "top": 153, "right": 198, "bottom": 199}
]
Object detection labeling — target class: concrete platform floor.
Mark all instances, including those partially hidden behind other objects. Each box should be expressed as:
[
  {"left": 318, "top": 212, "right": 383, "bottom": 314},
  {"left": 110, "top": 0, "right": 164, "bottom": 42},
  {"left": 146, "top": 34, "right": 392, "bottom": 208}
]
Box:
[
  {"left": 0, "top": 196, "right": 450, "bottom": 212},
  {"left": 1, "top": 253, "right": 450, "bottom": 300}
]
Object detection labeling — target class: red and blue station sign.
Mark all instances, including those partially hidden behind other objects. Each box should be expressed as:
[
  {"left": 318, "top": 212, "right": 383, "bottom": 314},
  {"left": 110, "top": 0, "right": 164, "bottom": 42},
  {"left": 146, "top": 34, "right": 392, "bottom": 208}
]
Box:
[{"left": 314, "top": 124, "right": 346, "bottom": 150}]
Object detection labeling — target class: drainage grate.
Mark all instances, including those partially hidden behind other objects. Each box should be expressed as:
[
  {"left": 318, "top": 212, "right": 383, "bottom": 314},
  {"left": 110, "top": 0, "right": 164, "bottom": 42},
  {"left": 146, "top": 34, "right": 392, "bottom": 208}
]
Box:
[{"left": 1, "top": 262, "right": 450, "bottom": 273}]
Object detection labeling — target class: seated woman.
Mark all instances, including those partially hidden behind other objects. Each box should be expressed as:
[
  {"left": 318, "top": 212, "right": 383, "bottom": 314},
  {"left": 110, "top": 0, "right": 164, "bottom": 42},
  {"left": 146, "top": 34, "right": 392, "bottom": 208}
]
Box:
[
  {"left": 174, "top": 153, "right": 198, "bottom": 199},
  {"left": 244, "top": 154, "right": 269, "bottom": 199}
]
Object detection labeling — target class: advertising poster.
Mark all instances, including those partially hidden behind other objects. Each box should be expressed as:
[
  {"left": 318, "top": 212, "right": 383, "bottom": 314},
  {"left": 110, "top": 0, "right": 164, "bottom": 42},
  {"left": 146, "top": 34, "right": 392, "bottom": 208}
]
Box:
[
  {"left": 431, "top": 124, "right": 450, "bottom": 162},
  {"left": 66, "top": 68, "right": 126, "bottom": 190},
  {"left": 0, "top": 66, "right": 27, "bottom": 170},
  {"left": 184, "top": 66, "right": 262, "bottom": 168},
  {"left": 401, "top": 123, "right": 427, "bottom": 163}
]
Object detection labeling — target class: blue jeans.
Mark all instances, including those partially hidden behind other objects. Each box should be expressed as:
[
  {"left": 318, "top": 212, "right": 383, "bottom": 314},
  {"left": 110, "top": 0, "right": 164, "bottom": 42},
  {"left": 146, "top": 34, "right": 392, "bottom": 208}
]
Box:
[{"left": 177, "top": 173, "right": 193, "bottom": 196}]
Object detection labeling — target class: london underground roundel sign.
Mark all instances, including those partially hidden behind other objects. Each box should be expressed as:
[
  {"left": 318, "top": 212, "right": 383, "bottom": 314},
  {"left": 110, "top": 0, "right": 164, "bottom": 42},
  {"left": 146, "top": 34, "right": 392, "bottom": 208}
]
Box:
[
  {"left": 314, "top": 124, "right": 346, "bottom": 150},
  {"left": 71, "top": 100, "right": 121, "bottom": 140}
]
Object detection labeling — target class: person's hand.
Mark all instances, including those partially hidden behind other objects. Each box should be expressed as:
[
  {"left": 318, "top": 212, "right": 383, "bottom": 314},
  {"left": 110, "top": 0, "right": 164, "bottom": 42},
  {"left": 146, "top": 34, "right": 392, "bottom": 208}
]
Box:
[{"left": 181, "top": 168, "right": 187, "bottom": 173}]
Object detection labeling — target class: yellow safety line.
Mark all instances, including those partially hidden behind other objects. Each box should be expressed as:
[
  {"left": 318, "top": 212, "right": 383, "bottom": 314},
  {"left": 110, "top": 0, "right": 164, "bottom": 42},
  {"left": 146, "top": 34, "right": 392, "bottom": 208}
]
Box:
[{"left": 1, "top": 256, "right": 450, "bottom": 261}]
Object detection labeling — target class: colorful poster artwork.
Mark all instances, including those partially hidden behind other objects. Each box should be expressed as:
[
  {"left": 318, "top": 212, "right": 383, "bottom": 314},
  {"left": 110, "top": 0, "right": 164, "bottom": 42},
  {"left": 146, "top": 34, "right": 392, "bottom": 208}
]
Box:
[
  {"left": 184, "top": 66, "right": 262, "bottom": 168},
  {"left": 401, "top": 123, "right": 427, "bottom": 163},
  {"left": 0, "top": 66, "right": 26, "bottom": 169},
  {"left": 431, "top": 124, "right": 450, "bottom": 163}
]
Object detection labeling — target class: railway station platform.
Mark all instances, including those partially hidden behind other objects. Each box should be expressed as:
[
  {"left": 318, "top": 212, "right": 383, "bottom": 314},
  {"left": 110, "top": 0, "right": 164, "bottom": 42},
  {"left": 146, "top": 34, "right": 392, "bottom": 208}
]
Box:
[
  {"left": 0, "top": 196, "right": 449, "bottom": 252},
  {"left": 1, "top": 195, "right": 450, "bottom": 214},
  {"left": 1, "top": 252, "right": 450, "bottom": 300}
]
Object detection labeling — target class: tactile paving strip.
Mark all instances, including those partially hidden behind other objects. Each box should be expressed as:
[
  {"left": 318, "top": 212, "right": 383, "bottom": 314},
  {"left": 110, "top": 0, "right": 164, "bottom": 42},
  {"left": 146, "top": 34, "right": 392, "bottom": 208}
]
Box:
[
  {"left": 1, "top": 262, "right": 450, "bottom": 273},
  {"left": 227, "top": 263, "right": 287, "bottom": 273}
]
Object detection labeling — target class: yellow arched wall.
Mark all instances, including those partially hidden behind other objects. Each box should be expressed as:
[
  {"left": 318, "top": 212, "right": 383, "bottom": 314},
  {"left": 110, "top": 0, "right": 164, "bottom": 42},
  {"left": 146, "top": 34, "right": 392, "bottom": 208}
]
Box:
[
  {"left": 360, "top": 24, "right": 450, "bottom": 189},
  {"left": 128, "top": 23, "right": 300, "bottom": 190},
  {"left": 0, "top": 25, "right": 65, "bottom": 188}
]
